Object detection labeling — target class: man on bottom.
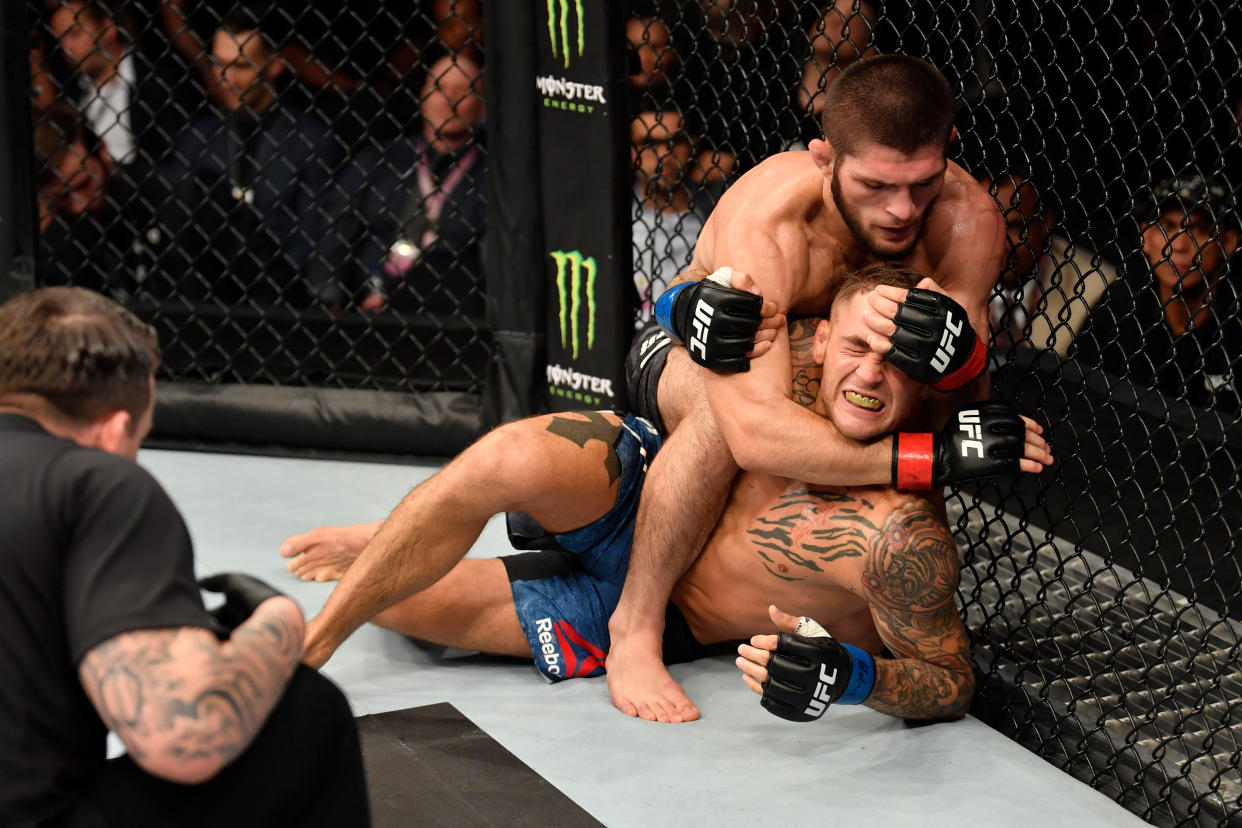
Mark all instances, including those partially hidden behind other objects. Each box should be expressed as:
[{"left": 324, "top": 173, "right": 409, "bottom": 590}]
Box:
[
  {"left": 0, "top": 288, "right": 369, "bottom": 826},
  {"left": 283, "top": 264, "right": 1051, "bottom": 721}
]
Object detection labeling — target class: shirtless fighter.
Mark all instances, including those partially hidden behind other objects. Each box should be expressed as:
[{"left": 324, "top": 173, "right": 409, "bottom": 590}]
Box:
[
  {"left": 605, "top": 54, "right": 1010, "bottom": 722},
  {"left": 280, "top": 264, "right": 1051, "bottom": 724}
]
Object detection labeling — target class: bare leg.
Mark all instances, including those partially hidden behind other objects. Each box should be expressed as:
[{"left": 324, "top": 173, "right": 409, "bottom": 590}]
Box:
[
  {"left": 301, "top": 412, "right": 624, "bottom": 669},
  {"left": 606, "top": 349, "right": 737, "bottom": 723},
  {"left": 371, "top": 558, "right": 528, "bottom": 656},
  {"left": 281, "top": 528, "right": 526, "bottom": 655}
]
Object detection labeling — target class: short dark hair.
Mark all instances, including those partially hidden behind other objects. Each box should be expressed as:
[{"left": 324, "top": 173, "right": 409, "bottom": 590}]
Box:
[
  {"left": 0, "top": 287, "right": 159, "bottom": 426},
  {"left": 834, "top": 262, "right": 924, "bottom": 307},
  {"left": 821, "top": 54, "right": 955, "bottom": 158},
  {"left": 1139, "top": 174, "right": 1238, "bottom": 232},
  {"left": 220, "top": 7, "right": 276, "bottom": 55}
]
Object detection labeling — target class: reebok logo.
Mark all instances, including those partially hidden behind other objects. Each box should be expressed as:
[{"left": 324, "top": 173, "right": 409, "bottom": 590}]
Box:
[
  {"left": 957, "top": 409, "right": 984, "bottom": 459},
  {"left": 535, "top": 617, "right": 562, "bottom": 676},
  {"left": 930, "top": 312, "right": 963, "bottom": 374},
  {"left": 688, "top": 299, "right": 714, "bottom": 360},
  {"left": 804, "top": 662, "right": 838, "bottom": 718}
]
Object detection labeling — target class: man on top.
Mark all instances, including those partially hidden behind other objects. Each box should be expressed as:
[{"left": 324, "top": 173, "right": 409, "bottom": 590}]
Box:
[
  {"left": 607, "top": 54, "right": 1009, "bottom": 722},
  {"left": 280, "top": 264, "right": 1050, "bottom": 727}
]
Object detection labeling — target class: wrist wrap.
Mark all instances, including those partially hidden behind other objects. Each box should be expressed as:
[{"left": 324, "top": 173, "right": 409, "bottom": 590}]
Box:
[
  {"left": 893, "top": 432, "right": 935, "bottom": 490},
  {"left": 654, "top": 282, "right": 692, "bottom": 342}
]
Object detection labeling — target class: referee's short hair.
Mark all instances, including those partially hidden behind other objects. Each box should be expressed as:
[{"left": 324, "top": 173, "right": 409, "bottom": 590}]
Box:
[{"left": 0, "top": 287, "right": 160, "bottom": 428}]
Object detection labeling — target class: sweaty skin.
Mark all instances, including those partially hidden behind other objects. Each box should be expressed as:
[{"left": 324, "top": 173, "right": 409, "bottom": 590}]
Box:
[
  {"left": 281, "top": 308, "right": 1049, "bottom": 723},
  {"left": 604, "top": 142, "right": 1007, "bottom": 724}
]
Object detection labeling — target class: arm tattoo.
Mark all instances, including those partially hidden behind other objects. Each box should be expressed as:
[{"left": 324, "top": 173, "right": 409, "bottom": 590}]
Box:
[
  {"left": 861, "top": 499, "right": 975, "bottom": 719},
  {"left": 81, "top": 607, "right": 302, "bottom": 772},
  {"left": 545, "top": 411, "right": 621, "bottom": 485},
  {"left": 747, "top": 489, "right": 876, "bottom": 582},
  {"left": 788, "top": 317, "right": 823, "bottom": 408}
]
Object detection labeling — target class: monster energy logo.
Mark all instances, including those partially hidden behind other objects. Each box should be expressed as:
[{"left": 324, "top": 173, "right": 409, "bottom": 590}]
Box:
[
  {"left": 552, "top": 250, "right": 597, "bottom": 359},
  {"left": 546, "top": 0, "right": 585, "bottom": 68}
]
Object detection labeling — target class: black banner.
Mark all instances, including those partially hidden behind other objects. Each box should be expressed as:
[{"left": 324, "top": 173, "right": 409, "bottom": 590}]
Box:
[{"left": 535, "top": 0, "right": 630, "bottom": 411}]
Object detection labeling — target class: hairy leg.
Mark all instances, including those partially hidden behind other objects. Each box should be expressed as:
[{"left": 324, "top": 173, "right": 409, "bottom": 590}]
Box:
[
  {"left": 371, "top": 558, "right": 529, "bottom": 657},
  {"left": 606, "top": 349, "right": 737, "bottom": 723},
  {"left": 301, "top": 411, "right": 625, "bottom": 668}
]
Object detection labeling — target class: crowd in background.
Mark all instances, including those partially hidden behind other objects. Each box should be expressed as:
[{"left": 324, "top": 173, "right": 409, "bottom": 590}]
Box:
[{"left": 28, "top": 0, "right": 1242, "bottom": 411}]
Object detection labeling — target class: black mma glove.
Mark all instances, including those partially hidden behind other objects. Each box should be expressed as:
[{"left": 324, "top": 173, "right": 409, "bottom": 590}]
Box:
[
  {"left": 199, "top": 572, "right": 285, "bottom": 634},
  {"left": 892, "top": 402, "right": 1026, "bottom": 490},
  {"left": 654, "top": 270, "right": 762, "bottom": 373},
  {"left": 761, "top": 619, "right": 876, "bottom": 723},
  {"left": 886, "top": 288, "right": 986, "bottom": 391}
]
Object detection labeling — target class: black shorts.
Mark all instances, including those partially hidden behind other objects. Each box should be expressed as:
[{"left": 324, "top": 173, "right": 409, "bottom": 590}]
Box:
[{"left": 624, "top": 322, "right": 674, "bottom": 435}]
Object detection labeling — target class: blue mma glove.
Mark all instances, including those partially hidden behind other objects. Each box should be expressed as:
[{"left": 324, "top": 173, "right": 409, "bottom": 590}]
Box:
[
  {"left": 654, "top": 267, "right": 762, "bottom": 373},
  {"left": 760, "top": 616, "right": 875, "bottom": 722}
]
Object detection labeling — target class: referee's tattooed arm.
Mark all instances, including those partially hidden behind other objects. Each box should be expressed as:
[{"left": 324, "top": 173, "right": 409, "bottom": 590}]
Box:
[
  {"left": 859, "top": 499, "right": 975, "bottom": 720},
  {"left": 78, "top": 599, "right": 304, "bottom": 784}
]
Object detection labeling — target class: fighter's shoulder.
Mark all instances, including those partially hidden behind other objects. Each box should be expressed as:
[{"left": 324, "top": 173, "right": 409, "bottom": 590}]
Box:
[
  {"left": 861, "top": 492, "right": 959, "bottom": 610},
  {"left": 714, "top": 152, "right": 819, "bottom": 218},
  {"left": 939, "top": 163, "right": 1005, "bottom": 234}
]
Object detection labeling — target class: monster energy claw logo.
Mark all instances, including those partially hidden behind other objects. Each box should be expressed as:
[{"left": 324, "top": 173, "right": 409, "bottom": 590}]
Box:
[
  {"left": 552, "top": 250, "right": 596, "bottom": 359},
  {"left": 546, "top": 0, "right": 585, "bottom": 68}
]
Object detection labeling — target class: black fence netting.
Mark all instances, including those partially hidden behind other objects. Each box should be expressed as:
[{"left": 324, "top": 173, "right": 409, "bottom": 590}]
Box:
[
  {"left": 27, "top": 0, "right": 490, "bottom": 451},
  {"left": 14, "top": 0, "right": 1242, "bottom": 823},
  {"left": 624, "top": 1, "right": 1242, "bottom": 825}
]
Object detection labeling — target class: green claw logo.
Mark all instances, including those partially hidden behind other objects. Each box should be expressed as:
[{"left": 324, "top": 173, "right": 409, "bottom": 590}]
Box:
[
  {"left": 546, "top": 0, "right": 586, "bottom": 68},
  {"left": 551, "top": 249, "right": 597, "bottom": 359}
]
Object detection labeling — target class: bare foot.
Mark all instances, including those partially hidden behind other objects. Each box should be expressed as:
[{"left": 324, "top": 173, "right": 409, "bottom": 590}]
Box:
[
  {"left": 279, "top": 522, "right": 378, "bottom": 582},
  {"left": 605, "top": 632, "right": 700, "bottom": 723}
]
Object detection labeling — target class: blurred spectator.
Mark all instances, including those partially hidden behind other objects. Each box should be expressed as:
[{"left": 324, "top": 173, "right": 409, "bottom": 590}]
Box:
[
  {"left": 627, "top": 12, "right": 679, "bottom": 101},
  {"left": 309, "top": 53, "right": 486, "bottom": 312},
  {"left": 1073, "top": 174, "right": 1241, "bottom": 410},
  {"left": 794, "top": 0, "right": 876, "bottom": 135},
  {"left": 29, "top": 37, "right": 59, "bottom": 111},
  {"left": 162, "top": 10, "right": 342, "bottom": 305},
  {"left": 682, "top": 1, "right": 878, "bottom": 171},
  {"left": 34, "top": 102, "right": 165, "bottom": 298},
  {"left": 982, "top": 172, "right": 1118, "bottom": 357},
  {"left": 631, "top": 108, "right": 706, "bottom": 323},
  {"left": 156, "top": 0, "right": 482, "bottom": 139},
  {"left": 44, "top": 0, "right": 191, "bottom": 174}
]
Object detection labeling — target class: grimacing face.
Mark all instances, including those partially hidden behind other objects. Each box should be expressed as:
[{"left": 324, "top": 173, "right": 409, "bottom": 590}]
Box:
[
  {"left": 814, "top": 291, "right": 929, "bottom": 440},
  {"left": 830, "top": 142, "right": 946, "bottom": 260}
]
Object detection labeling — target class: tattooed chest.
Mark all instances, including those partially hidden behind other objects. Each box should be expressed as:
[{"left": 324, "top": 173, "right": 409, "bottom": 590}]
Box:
[{"left": 744, "top": 488, "right": 880, "bottom": 583}]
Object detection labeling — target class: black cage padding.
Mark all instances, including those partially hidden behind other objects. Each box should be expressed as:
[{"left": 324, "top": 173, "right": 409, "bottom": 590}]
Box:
[
  {"left": 480, "top": 0, "right": 548, "bottom": 428},
  {"left": 154, "top": 381, "right": 481, "bottom": 457},
  {"left": 0, "top": 1, "right": 36, "bottom": 299}
]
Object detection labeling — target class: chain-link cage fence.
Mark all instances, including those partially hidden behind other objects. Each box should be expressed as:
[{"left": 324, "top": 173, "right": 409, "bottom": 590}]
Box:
[
  {"left": 626, "top": 1, "right": 1242, "bottom": 825},
  {"left": 17, "top": 0, "right": 1242, "bottom": 822},
  {"left": 29, "top": 0, "right": 488, "bottom": 403}
]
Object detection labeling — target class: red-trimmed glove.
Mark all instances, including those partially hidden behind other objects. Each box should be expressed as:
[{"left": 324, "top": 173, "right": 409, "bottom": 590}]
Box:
[
  {"left": 892, "top": 402, "right": 1026, "bottom": 490},
  {"left": 885, "top": 288, "right": 986, "bottom": 392}
]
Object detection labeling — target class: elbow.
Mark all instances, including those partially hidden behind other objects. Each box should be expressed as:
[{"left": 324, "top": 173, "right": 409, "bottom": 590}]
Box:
[
  {"left": 946, "top": 670, "right": 976, "bottom": 719},
  {"left": 935, "top": 669, "right": 976, "bottom": 721},
  {"left": 130, "top": 752, "right": 230, "bottom": 786}
]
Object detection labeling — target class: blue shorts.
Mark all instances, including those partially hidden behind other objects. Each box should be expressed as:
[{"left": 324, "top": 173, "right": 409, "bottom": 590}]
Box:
[{"left": 503, "top": 413, "right": 662, "bottom": 681}]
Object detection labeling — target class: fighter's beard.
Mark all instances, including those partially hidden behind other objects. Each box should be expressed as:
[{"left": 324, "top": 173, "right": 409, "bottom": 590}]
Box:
[{"left": 832, "top": 171, "right": 937, "bottom": 261}]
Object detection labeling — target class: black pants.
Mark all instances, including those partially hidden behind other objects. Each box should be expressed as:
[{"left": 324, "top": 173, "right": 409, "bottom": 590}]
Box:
[{"left": 65, "top": 666, "right": 370, "bottom": 827}]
